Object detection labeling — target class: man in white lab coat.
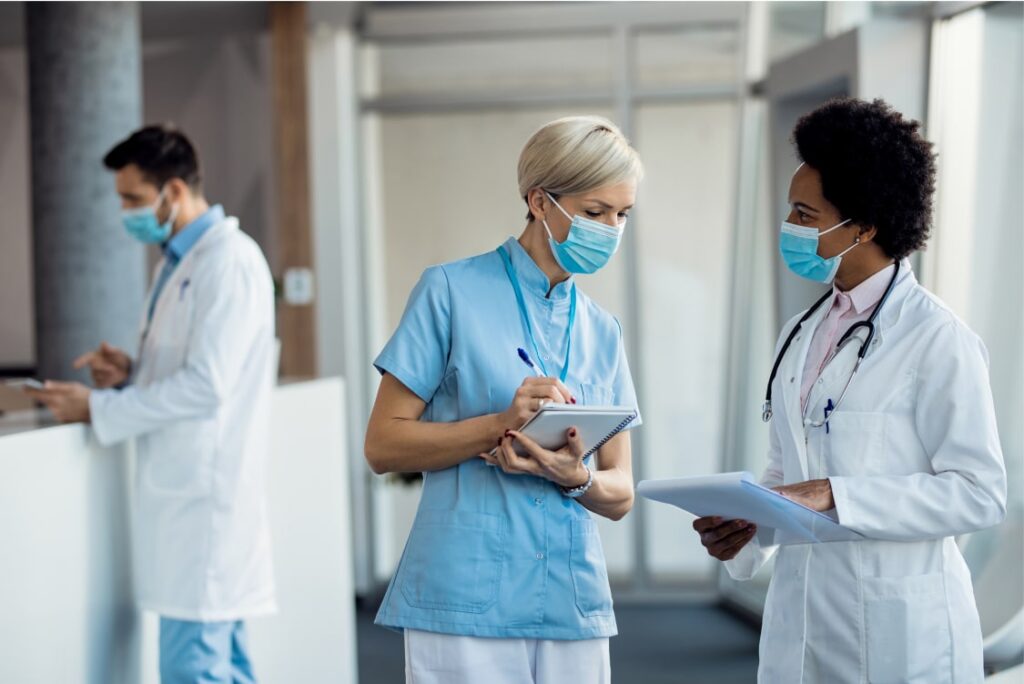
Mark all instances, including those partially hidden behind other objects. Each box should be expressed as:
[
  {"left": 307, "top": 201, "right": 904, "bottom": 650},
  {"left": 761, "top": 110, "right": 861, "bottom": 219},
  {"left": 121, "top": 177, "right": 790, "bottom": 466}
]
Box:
[
  {"left": 28, "top": 125, "right": 277, "bottom": 683},
  {"left": 693, "top": 98, "right": 1006, "bottom": 683}
]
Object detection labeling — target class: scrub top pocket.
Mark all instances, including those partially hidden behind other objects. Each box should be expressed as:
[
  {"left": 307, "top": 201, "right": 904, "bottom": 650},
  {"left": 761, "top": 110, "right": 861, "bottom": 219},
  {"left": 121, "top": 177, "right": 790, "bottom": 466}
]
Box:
[
  {"left": 400, "top": 510, "right": 508, "bottom": 614},
  {"left": 580, "top": 383, "right": 614, "bottom": 406},
  {"left": 569, "top": 518, "right": 614, "bottom": 618}
]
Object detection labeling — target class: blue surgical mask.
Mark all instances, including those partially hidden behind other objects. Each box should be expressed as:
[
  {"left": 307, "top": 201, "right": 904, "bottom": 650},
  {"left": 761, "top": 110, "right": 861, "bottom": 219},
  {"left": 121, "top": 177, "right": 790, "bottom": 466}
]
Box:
[
  {"left": 779, "top": 218, "right": 857, "bottom": 283},
  {"left": 121, "top": 190, "right": 177, "bottom": 244},
  {"left": 542, "top": 192, "right": 624, "bottom": 274}
]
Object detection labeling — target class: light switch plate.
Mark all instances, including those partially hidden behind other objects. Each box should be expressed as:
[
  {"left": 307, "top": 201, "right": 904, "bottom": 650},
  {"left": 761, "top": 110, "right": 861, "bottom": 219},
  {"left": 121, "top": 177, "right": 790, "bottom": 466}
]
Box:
[{"left": 283, "top": 267, "right": 316, "bottom": 306}]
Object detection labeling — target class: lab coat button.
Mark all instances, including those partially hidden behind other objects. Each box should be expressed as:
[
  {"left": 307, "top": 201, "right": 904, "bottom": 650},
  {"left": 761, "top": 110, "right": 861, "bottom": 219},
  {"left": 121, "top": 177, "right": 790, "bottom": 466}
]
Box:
[
  {"left": 536, "top": 552, "right": 545, "bottom": 560},
  {"left": 534, "top": 498, "right": 543, "bottom": 505}
]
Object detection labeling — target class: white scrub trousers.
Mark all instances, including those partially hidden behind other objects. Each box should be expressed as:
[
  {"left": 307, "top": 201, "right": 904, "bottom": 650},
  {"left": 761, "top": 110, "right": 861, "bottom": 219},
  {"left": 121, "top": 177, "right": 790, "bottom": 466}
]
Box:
[{"left": 404, "top": 629, "right": 610, "bottom": 684}]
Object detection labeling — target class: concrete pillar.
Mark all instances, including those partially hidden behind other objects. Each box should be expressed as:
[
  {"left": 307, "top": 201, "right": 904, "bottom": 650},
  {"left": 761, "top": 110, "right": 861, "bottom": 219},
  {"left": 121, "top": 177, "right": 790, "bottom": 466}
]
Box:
[{"left": 26, "top": 2, "right": 146, "bottom": 381}]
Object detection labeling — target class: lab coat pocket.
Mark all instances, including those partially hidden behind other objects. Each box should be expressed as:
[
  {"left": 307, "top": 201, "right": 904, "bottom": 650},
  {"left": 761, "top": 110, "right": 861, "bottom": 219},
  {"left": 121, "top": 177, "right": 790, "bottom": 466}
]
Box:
[
  {"left": 580, "top": 383, "right": 614, "bottom": 406},
  {"left": 569, "top": 518, "right": 614, "bottom": 617},
  {"left": 400, "top": 509, "right": 507, "bottom": 614},
  {"left": 863, "top": 572, "right": 952, "bottom": 683},
  {"left": 824, "top": 411, "right": 886, "bottom": 476},
  {"left": 140, "top": 419, "right": 216, "bottom": 496}
]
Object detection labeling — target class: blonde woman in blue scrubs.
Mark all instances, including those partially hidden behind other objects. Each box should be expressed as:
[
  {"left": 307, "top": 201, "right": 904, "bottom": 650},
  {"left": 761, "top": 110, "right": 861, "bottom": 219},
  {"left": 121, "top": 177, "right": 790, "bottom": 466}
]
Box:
[{"left": 364, "top": 116, "right": 643, "bottom": 684}]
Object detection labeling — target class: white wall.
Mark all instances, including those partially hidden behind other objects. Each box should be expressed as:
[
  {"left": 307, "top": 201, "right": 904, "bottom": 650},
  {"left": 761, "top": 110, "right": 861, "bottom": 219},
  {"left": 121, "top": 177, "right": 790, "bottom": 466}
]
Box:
[{"left": 0, "top": 379, "right": 356, "bottom": 684}]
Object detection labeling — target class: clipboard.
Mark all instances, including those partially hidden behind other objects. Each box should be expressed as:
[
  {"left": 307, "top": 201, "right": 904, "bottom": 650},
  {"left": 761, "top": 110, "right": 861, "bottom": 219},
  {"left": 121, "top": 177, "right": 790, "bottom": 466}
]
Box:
[{"left": 636, "top": 471, "right": 863, "bottom": 544}]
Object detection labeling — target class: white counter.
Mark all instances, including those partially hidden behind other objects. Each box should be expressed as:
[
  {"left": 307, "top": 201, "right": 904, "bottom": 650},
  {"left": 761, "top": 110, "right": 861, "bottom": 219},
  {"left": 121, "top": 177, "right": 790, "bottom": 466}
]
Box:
[{"left": 0, "top": 378, "right": 357, "bottom": 684}]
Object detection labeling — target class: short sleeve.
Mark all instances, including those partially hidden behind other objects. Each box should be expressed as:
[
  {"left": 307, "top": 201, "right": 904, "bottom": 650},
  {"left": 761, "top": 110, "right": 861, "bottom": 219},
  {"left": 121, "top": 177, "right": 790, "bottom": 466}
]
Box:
[
  {"left": 374, "top": 266, "right": 452, "bottom": 403},
  {"left": 611, "top": 317, "right": 642, "bottom": 429}
]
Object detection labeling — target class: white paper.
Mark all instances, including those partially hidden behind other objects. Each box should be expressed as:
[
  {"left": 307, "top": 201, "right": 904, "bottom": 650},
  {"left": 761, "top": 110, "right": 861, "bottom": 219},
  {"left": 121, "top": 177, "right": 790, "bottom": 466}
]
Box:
[{"left": 636, "top": 471, "right": 862, "bottom": 545}]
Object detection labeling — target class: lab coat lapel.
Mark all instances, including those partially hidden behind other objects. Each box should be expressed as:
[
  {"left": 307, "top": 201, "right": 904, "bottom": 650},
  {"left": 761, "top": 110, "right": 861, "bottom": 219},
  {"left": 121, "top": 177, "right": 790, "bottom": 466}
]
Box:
[
  {"left": 803, "top": 262, "right": 916, "bottom": 425},
  {"left": 134, "top": 261, "right": 163, "bottom": 370},
  {"left": 875, "top": 259, "right": 917, "bottom": 339},
  {"left": 805, "top": 335, "right": 861, "bottom": 420},
  {"left": 142, "top": 220, "right": 229, "bottom": 361},
  {"left": 781, "top": 295, "right": 833, "bottom": 480}
]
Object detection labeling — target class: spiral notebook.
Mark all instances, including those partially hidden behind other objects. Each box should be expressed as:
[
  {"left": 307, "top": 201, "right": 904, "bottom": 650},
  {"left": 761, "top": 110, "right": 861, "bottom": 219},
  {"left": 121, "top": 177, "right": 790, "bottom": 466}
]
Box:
[{"left": 502, "top": 404, "right": 638, "bottom": 458}]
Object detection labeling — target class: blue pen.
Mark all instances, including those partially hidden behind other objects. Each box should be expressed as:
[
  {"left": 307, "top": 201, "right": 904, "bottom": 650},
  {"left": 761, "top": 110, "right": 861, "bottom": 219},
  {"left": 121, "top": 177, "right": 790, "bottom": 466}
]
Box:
[
  {"left": 484, "top": 348, "right": 545, "bottom": 461},
  {"left": 517, "top": 348, "right": 544, "bottom": 377},
  {"left": 824, "top": 398, "right": 835, "bottom": 434}
]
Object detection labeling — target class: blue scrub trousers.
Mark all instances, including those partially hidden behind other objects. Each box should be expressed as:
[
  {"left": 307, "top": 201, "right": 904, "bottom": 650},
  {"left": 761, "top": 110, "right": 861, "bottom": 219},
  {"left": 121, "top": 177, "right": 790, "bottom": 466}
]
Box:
[{"left": 159, "top": 617, "right": 257, "bottom": 684}]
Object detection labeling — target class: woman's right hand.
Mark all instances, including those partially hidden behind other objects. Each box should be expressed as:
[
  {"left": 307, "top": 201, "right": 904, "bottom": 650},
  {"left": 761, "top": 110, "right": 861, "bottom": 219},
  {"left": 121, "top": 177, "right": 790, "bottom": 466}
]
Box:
[
  {"left": 498, "top": 377, "right": 576, "bottom": 431},
  {"left": 693, "top": 516, "right": 757, "bottom": 561}
]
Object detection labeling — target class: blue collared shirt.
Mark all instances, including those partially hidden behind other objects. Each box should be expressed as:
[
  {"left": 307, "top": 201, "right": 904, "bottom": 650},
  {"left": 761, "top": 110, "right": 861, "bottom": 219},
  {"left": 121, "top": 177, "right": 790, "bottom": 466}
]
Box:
[
  {"left": 372, "top": 236, "right": 641, "bottom": 640},
  {"left": 147, "top": 205, "right": 224, "bottom": 321}
]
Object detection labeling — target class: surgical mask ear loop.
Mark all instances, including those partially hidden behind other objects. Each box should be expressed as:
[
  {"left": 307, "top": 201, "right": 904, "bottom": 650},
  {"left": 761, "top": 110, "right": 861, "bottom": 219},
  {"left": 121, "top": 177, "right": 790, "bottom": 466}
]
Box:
[
  {"left": 541, "top": 191, "right": 570, "bottom": 245},
  {"left": 834, "top": 234, "right": 861, "bottom": 259},
  {"left": 819, "top": 218, "right": 852, "bottom": 236},
  {"left": 157, "top": 187, "right": 180, "bottom": 233},
  {"left": 545, "top": 191, "right": 573, "bottom": 222},
  {"left": 542, "top": 218, "right": 556, "bottom": 241}
]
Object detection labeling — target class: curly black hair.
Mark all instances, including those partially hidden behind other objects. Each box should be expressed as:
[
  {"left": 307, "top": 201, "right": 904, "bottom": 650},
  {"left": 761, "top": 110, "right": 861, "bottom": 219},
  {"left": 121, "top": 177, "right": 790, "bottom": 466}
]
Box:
[{"left": 792, "top": 98, "right": 937, "bottom": 260}]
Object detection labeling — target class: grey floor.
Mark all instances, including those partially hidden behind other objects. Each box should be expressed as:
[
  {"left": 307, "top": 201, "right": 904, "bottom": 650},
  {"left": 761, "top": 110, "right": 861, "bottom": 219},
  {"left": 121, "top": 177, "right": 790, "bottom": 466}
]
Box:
[{"left": 356, "top": 596, "right": 760, "bottom": 684}]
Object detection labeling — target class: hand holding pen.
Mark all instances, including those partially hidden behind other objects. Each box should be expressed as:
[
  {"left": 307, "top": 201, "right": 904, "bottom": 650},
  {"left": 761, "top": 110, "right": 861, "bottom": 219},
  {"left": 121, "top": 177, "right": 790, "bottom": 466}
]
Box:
[
  {"left": 486, "top": 348, "right": 577, "bottom": 458},
  {"left": 508, "top": 347, "right": 576, "bottom": 412}
]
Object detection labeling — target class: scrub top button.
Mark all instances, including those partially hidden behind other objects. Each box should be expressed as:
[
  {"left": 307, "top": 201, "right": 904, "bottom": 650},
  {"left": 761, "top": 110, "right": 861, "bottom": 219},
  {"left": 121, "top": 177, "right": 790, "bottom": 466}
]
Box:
[
  {"left": 536, "top": 552, "right": 545, "bottom": 560},
  {"left": 534, "top": 498, "right": 543, "bottom": 505}
]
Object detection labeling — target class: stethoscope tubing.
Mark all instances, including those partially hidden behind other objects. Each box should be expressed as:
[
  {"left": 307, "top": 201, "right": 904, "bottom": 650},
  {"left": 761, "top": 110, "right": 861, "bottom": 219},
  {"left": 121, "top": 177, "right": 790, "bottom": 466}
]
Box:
[{"left": 762, "top": 260, "right": 901, "bottom": 425}]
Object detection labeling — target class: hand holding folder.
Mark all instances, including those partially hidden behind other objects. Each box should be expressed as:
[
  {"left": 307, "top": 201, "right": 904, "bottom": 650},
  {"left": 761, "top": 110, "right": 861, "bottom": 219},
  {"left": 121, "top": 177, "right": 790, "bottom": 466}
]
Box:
[{"left": 637, "top": 471, "right": 862, "bottom": 545}]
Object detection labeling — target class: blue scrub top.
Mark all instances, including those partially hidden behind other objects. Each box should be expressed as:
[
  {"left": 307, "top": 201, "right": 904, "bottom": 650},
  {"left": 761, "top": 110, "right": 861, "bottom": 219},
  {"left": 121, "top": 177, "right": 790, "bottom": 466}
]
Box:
[{"left": 373, "top": 236, "right": 642, "bottom": 640}]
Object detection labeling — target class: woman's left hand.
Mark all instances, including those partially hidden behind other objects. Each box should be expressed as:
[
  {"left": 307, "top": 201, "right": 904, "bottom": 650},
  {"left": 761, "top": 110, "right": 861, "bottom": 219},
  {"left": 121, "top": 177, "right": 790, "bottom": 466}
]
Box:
[
  {"left": 479, "top": 427, "right": 590, "bottom": 489},
  {"left": 773, "top": 479, "right": 835, "bottom": 512}
]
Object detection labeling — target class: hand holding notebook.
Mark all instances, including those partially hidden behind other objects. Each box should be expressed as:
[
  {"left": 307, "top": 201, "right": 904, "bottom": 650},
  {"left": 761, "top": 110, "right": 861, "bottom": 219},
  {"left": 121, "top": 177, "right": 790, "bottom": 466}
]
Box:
[{"left": 487, "top": 403, "right": 637, "bottom": 463}]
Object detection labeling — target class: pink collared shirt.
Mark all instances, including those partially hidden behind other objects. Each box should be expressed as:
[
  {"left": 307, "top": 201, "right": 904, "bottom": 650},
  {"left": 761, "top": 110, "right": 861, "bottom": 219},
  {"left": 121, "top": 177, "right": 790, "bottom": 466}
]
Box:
[{"left": 800, "top": 264, "right": 896, "bottom": 410}]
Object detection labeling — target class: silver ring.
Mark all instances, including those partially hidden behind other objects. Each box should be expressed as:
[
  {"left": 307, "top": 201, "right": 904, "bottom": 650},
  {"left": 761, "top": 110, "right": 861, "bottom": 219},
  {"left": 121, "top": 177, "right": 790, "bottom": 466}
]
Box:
[{"left": 537, "top": 398, "right": 549, "bottom": 410}]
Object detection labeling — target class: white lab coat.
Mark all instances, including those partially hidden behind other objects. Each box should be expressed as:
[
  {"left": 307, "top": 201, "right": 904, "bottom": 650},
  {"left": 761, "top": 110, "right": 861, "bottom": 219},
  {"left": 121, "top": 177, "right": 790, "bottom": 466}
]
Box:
[
  {"left": 727, "top": 262, "right": 1006, "bottom": 683},
  {"left": 90, "top": 217, "right": 277, "bottom": 621}
]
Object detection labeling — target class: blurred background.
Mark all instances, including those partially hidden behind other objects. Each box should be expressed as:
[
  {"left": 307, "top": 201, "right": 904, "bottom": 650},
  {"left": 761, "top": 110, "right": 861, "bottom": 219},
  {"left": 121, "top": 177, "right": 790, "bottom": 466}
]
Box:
[{"left": 0, "top": 1, "right": 1020, "bottom": 682}]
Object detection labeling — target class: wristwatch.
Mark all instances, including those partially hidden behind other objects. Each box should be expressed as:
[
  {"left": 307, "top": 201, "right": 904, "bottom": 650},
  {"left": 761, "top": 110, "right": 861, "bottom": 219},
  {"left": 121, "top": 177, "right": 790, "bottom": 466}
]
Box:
[{"left": 560, "top": 466, "right": 594, "bottom": 499}]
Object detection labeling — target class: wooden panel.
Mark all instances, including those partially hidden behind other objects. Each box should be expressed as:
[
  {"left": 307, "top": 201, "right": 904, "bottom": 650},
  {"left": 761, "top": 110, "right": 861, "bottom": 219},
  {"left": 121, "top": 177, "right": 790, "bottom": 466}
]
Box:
[{"left": 270, "top": 1, "right": 317, "bottom": 378}]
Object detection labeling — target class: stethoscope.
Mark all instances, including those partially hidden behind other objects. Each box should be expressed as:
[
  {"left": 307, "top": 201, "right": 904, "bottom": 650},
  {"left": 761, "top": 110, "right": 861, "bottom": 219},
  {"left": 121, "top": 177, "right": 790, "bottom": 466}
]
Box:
[{"left": 762, "top": 260, "right": 901, "bottom": 427}]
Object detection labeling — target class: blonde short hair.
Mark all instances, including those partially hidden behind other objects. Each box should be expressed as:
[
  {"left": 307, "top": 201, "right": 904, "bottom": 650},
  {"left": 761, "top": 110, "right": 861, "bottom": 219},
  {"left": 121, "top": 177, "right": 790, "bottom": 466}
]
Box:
[{"left": 518, "top": 115, "right": 644, "bottom": 220}]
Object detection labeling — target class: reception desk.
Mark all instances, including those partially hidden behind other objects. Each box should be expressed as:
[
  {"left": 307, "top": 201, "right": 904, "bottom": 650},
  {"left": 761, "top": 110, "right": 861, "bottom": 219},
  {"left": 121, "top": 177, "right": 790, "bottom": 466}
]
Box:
[{"left": 0, "top": 378, "right": 357, "bottom": 684}]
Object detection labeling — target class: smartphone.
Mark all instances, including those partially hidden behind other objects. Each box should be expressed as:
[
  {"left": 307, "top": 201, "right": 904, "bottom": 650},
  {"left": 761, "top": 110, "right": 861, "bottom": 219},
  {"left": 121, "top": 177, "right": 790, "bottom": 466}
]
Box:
[{"left": 3, "top": 378, "right": 45, "bottom": 390}]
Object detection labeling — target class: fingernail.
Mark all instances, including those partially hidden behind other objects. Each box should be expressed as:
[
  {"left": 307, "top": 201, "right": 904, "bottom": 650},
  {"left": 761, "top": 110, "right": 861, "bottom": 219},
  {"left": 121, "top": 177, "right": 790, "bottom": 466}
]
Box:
[
  {"left": 504, "top": 430, "right": 512, "bottom": 438},
  {"left": 569, "top": 429, "right": 577, "bottom": 438},
  {"left": 570, "top": 397, "right": 577, "bottom": 404}
]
